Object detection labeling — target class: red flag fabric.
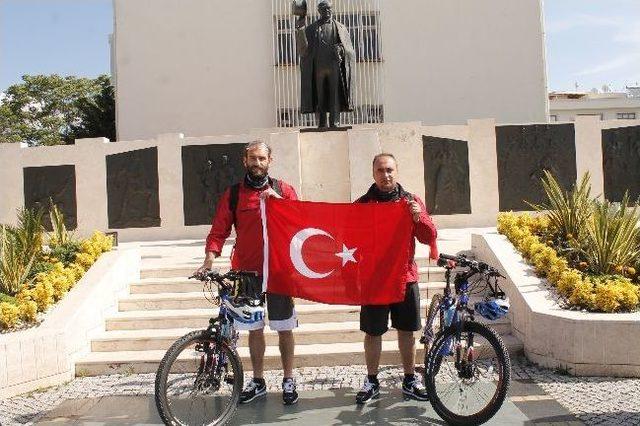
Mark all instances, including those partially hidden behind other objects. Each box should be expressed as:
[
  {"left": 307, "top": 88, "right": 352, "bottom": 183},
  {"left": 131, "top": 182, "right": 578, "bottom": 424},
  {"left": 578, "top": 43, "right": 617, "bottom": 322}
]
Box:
[{"left": 262, "top": 198, "right": 413, "bottom": 305}]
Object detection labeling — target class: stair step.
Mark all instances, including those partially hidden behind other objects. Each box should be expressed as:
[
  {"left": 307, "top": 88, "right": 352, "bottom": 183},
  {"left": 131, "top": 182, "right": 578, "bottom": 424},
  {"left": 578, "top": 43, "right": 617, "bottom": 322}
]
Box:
[
  {"left": 91, "top": 322, "right": 381, "bottom": 352},
  {"left": 139, "top": 260, "right": 438, "bottom": 280},
  {"left": 120, "top": 282, "right": 446, "bottom": 310},
  {"left": 76, "top": 334, "right": 522, "bottom": 377},
  {"left": 93, "top": 314, "right": 512, "bottom": 353}
]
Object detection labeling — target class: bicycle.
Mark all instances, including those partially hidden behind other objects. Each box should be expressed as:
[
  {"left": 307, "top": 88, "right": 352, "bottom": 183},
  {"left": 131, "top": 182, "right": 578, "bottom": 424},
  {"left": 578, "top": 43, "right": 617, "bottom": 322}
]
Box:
[
  {"left": 420, "top": 253, "right": 512, "bottom": 425},
  {"left": 155, "top": 269, "right": 264, "bottom": 426}
]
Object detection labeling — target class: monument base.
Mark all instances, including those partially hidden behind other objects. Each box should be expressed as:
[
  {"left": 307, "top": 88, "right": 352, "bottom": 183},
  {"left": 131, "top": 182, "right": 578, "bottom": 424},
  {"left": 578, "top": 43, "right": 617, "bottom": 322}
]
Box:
[{"left": 300, "top": 126, "right": 352, "bottom": 133}]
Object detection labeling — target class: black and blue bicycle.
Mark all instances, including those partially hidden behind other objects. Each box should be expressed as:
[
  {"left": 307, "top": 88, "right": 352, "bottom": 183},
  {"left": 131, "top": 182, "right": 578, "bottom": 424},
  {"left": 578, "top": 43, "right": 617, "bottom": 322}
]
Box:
[
  {"left": 420, "top": 253, "right": 512, "bottom": 425},
  {"left": 154, "top": 269, "right": 264, "bottom": 426}
]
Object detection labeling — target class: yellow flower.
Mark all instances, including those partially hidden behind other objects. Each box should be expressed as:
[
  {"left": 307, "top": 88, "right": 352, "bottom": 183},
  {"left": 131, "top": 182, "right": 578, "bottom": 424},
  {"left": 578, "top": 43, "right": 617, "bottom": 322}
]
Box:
[
  {"left": 32, "top": 280, "right": 54, "bottom": 312},
  {"left": 568, "top": 278, "right": 595, "bottom": 310},
  {"left": 18, "top": 301, "right": 38, "bottom": 323},
  {"left": 593, "top": 283, "right": 620, "bottom": 312},
  {"left": 557, "top": 269, "right": 583, "bottom": 297},
  {"left": 0, "top": 302, "right": 20, "bottom": 330}
]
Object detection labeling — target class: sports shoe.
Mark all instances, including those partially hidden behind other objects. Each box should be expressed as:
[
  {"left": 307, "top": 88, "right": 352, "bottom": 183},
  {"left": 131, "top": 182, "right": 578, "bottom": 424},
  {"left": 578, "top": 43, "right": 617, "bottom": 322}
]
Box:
[
  {"left": 282, "top": 378, "right": 299, "bottom": 405},
  {"left": 402, "top": 375, "right": 429, "bottom": 401},
  {"left": 355, "top": 377, "right": 380, "bottom": 405},
  {"left": 239, "top": 379, "right": 267, "bottom": 404}
]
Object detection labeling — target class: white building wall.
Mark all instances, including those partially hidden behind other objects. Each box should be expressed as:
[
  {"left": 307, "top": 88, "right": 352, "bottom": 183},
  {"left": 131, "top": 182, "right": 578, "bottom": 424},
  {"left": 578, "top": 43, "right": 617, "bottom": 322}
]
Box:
[
  {"left": 113, "top": 0, "right": 548, "bottom": 140},
  {"left": 113, "top": 0, "right": 275, "bottom": 141},
  {"left": 381, "top": 0, "right": 548, "bottom": 126}
]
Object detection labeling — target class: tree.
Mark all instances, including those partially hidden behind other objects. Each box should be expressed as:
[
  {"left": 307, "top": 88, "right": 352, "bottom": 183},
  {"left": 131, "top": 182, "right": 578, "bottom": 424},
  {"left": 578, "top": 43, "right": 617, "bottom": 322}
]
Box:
[
  {"left": 0, "top": 74, "right": 116, "bottom": 146},
  {"left": 70, "top": 75, "right": 116, "bottom": 142}
]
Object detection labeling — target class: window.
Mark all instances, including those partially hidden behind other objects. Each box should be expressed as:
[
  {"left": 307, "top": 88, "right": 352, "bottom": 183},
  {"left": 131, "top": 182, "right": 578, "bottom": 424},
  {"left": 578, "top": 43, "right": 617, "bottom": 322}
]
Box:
[
  {"left": 617, "top": 112, "right": 637, "bottom": 120},
  {"left": 549, "top": 115, "right": 558, "bottom": 122},
  {"left": 275, "top": 18, "right": 296, "bottom": 65},
  {"left": 336, "top": 12, "right": 382, "bottom": 62},
  {"left": 577, "top": 113, "right": 603, "bottom": 120}
]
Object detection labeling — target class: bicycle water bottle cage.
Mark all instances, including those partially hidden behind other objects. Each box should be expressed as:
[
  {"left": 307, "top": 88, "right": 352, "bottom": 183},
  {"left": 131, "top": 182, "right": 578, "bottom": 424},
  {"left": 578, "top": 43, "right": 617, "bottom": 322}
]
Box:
[{"left": 474, "top": 298, "right": 510, "bottom": 321}]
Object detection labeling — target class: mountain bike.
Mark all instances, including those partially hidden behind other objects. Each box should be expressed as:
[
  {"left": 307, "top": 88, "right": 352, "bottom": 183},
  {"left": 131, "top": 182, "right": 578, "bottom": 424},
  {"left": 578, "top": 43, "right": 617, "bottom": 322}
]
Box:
[
  {"left": 155, "top": 269, "right": 264, "bottom": 426},
  {"left": 420, "top": 253, "right": 511, "bottom": 425}
]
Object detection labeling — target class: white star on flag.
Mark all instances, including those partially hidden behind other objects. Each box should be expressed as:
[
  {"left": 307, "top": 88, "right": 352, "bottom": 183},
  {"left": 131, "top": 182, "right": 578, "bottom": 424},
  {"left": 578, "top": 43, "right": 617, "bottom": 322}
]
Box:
[{"left": 335, "top": 244, "right": 357, "bottom": 267}]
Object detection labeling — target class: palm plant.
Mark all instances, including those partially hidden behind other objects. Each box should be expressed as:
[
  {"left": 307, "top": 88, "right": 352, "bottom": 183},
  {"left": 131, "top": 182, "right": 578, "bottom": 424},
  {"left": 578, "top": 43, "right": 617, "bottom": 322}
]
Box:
[
  {"left": 14, "top": 207, "right": 45, "bottom": 263},
  {"left": 48, "top": 200, "right": 70, "bottom": 247},
  {"left": 0, "top": 225, "right": 35, "bottom": 296},
  {"left": 527, "top": 171, "right": 593, "bottom": 243},
  {"left": 580, "top": 193, "right": 640, "bottom": 275}
]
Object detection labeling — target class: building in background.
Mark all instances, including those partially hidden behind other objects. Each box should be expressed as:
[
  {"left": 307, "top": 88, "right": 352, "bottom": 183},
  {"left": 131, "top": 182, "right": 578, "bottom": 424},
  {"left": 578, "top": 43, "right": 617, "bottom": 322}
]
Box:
[
  {"left": 549, "top": 87, "right": 640, "bottom": 122},
  {"left": 112, "top": 0, "right": 549, "bottom": 140}
]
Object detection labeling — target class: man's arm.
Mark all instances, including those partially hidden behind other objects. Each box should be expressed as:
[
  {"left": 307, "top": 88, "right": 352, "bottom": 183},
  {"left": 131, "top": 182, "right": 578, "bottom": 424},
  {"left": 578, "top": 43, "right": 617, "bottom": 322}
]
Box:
[
  {"left": 410, "top": 196, "right": 439, "bottom": 259},
  {"left": 198, "top": 188, "right": 234, "bottom": 272}
]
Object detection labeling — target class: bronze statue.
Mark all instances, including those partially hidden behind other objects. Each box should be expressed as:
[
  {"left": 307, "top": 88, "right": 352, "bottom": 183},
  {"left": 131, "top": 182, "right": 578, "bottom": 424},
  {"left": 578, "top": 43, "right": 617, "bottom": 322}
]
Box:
[{"left": 294, "top": 0, "right": 355, "bottom": 128}]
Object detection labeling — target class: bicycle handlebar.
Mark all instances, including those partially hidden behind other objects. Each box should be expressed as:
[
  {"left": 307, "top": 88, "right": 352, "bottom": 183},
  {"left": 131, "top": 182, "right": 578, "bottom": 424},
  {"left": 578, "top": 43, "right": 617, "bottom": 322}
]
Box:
[
  {"left": 189, "top": 269, "right": 260, "bottom": 283},
  {"left": 437, "top": 253, "right": 504, "bottom": 278}
]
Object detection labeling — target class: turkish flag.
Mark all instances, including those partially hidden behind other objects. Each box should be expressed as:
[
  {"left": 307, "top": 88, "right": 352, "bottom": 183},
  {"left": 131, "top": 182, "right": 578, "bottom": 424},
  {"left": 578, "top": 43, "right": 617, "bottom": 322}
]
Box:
[{"left": 262, "top": 198, "right": 413, "bottom": 305}]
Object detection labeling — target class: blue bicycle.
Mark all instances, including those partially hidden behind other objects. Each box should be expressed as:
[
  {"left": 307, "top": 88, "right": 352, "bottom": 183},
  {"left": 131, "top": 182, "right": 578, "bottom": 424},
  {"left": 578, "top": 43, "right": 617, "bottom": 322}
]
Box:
[
  {"left": 420, "top": 253, "right": 512, "bottom": 425},
  {"left": 155, "top": 269, "right": 264, "bottom": 426}
]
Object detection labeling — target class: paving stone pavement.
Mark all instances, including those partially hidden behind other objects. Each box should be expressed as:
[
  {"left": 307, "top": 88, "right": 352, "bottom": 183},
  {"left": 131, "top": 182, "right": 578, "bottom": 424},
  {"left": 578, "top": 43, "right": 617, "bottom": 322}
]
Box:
[{"left": 1, "top": 355, "right": 639, "bottom": 425}]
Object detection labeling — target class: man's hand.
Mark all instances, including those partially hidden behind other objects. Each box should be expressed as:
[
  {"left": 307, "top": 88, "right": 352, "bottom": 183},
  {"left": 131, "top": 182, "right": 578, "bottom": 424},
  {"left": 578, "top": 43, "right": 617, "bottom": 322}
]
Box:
[
  {"left": 408, "top": 200, "right": 421, "bottom": 223},
  {"left": 194, "top": 252, "right": 216, "bottom": 277},
  {"left": 260, "top": 188, "right": 282, "bottom": 200}
]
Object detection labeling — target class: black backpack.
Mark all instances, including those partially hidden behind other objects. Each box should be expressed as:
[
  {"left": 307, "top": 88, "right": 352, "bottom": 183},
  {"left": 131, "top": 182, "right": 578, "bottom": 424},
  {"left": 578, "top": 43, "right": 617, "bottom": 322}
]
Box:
[{"left": 228, "top": 178, "right": 283, "bottom": 225}]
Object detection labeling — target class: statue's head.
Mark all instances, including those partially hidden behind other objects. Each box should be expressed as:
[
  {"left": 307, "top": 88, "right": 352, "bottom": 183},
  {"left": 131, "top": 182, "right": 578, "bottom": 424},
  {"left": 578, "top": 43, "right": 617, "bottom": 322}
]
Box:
[{"left": 317, "top": 0, "right": 332, "bottom": 20}]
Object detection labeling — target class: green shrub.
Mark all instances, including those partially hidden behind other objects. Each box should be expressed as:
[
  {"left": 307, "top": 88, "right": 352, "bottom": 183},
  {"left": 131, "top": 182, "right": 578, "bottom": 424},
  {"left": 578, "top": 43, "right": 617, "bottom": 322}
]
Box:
[{"left": 49, "top": 240, "right": 81, "bottom": 266}]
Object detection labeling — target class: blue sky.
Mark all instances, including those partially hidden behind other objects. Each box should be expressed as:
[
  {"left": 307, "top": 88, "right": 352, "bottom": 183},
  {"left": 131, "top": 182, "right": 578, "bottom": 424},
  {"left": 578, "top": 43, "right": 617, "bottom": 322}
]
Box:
[{"left": 1, "top": 0, "right": 639, "bottom": 93}]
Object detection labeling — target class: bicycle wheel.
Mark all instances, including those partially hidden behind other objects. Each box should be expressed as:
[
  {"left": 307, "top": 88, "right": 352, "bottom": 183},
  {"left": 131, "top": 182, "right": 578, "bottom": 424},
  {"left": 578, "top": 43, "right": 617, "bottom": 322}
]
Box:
[
  {"left": 423, "top": 293, "right": 444, "bottom": 357},
  {"left": 425, "top": 321, "right": 510, "bottom": 426},
  {"left": 155, "top": 330, "right": 243, "bottom": 426}
]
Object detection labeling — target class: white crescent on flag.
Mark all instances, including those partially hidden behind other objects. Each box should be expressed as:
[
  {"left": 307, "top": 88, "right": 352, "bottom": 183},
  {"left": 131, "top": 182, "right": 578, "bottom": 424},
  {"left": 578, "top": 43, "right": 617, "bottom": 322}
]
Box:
[{"left": 289, "top": 228, "right": 335, "bottom": 279}]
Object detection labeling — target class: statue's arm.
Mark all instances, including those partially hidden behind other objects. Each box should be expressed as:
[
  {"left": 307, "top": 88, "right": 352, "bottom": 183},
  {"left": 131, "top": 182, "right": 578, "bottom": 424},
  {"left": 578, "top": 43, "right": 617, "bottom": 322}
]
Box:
[{"left": 295, "top": 21, "right": 309, "bottom": 57}]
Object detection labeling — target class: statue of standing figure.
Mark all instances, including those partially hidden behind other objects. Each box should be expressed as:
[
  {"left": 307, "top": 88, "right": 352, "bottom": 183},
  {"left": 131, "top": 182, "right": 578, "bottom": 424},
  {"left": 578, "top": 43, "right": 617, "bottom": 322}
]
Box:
[{"left": 294, "top": 0, "right": 356, "bottom": 128}]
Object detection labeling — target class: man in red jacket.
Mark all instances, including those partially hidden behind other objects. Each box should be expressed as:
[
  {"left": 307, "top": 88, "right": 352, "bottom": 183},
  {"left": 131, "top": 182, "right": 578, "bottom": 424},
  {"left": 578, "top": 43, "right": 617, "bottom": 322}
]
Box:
[
  {"left": 195, "top": 141, "right": 300, "bottom": 405},
  {"left": 354, "top": 153, "right": 439, "bottom": 405}
]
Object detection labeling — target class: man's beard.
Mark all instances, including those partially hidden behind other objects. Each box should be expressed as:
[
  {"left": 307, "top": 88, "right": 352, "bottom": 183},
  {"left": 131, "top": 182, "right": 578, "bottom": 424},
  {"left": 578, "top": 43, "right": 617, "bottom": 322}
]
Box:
[{"left": 247, "top": 165, "right": 268, "bottom": 180}]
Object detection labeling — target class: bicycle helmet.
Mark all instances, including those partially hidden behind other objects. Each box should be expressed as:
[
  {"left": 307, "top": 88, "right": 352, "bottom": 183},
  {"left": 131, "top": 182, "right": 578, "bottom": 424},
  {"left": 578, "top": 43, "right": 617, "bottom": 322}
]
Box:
[
  {"left": 474, "top": 298, "right": 510, "bottom": 321},
  {"left": 224, "top": 299, "right": 265, "bottom": 324}
]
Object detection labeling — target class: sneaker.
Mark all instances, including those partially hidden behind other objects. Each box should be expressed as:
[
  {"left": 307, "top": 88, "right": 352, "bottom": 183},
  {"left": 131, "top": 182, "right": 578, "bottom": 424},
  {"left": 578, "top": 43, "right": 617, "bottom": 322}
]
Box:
[
  {"left": 402, "top": 375, "right": 429, "bottom": 401},
  {"left": 355, "top": 377, "right": 380, "bottom": 405},
  {"left": 239, "top": 379, "right": 267, "bottom": 404},
  {"left": 282, "top": 378, "right": 299, "bottom": 405}
]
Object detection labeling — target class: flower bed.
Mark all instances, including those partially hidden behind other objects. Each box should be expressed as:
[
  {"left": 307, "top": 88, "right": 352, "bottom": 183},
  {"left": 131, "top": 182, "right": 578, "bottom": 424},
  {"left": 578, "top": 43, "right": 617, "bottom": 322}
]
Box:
[
  {"left": 0, "top": 206, "right": 113, "bottom": 331},
  {"left": 497, "top": 212, "right": 639, "bottom": 313}
]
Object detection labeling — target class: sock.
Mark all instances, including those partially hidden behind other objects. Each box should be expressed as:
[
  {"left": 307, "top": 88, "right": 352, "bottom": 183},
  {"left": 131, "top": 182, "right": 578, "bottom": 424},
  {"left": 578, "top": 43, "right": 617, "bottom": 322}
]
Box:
[
  {"left": 367, "top": 374, "right": 379, "bottom": 384},
  {"left": 253, "top": 377, "right": 266, "bottom": 386},
  {"left": 403, "top": 373, "right": 416, "bottom": 386},
  {"left": 283, "top": 377, "right": 294, "bottom": 383}
]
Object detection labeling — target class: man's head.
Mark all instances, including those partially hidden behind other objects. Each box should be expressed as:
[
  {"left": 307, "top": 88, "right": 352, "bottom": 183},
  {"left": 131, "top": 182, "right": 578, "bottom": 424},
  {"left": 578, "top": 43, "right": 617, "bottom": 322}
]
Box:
[
  {"left": 317, "top": 0, "right": 332, "bottom": 21},
  {"left": 372, "top": 153, "right": 398, "bottom": 192},
  {"left": 243, "top": 140, "right": 272, "bottom": 179}
]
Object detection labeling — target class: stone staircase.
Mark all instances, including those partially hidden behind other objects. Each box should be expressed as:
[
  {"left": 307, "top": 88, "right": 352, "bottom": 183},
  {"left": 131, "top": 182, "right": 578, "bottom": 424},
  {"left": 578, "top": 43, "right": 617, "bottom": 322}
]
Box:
[{"left": 75, "top": 235, "right": 522, "bottom": 376}]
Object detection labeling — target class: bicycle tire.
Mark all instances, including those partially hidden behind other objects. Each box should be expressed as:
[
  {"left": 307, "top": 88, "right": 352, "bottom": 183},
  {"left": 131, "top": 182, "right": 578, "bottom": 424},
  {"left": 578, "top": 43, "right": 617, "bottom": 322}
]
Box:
[
  {"left": 423, "top": 293, "right": 443, "bottom": 358},
  {"left": 155, "top": 330, "right": 243, "bottom": 426},
  {"left": 425, "top": 321, "right": 511, "bottom": 426}
]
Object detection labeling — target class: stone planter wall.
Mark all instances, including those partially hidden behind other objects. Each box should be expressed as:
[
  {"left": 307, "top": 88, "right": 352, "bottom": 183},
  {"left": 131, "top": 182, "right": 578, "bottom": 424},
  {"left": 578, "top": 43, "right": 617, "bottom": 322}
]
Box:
[
  {"left": 0, "top": 247, "right": 140, "bottom": 398},
  {"left": 472, "top": 232, "right": 640, "bottom": 377}
]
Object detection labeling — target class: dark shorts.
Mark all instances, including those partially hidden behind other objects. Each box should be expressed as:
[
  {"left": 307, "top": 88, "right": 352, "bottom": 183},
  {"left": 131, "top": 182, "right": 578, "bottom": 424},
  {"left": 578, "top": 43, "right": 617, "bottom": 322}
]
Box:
[
  {"left": 360, "top": 282, "right": 421, "bottom": 336},
  {"left": 237, "top": 275, "right": 297, "bottom": 331}
]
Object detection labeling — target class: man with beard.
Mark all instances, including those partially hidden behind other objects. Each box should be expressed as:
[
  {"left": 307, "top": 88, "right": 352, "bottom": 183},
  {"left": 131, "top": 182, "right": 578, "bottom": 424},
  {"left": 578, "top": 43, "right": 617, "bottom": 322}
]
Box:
[
  {"left": 354, "top": 153, "right": 439, "bottom": 405},
  {"left": 195, "top": 141, "right": 299, "bottom": 405}
]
